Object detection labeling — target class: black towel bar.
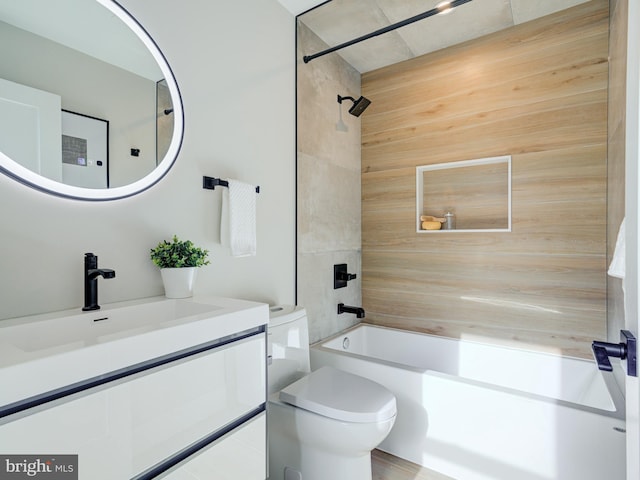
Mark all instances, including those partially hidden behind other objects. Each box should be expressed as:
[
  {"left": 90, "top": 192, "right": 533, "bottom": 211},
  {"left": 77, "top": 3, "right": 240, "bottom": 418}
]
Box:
[{"left": 203, "top": 176, "right": 260, "bottom": 193}]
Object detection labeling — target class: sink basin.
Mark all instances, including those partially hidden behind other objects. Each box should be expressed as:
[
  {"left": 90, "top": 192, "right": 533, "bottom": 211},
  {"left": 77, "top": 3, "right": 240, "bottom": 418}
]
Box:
[
  {"left": 4, "top": 298, "right": 221, "bottom": 355},
  {"left": 0, "top": 296, "right": 267, "bottom": 409}
]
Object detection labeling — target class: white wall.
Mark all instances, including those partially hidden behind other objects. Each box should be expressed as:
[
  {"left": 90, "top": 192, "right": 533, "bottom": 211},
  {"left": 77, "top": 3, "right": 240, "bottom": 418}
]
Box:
[
  {"left": 625, "top": 0, "right": 640, "bottom": 477},
  {"left": 0, "top": 0, "right": 296, "bottom": 320}
]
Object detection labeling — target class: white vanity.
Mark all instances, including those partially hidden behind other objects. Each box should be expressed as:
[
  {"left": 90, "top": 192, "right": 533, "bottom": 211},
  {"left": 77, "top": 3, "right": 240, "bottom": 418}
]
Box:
[{"left": 0, "top": 296, "right": 268, "bottom": 479}]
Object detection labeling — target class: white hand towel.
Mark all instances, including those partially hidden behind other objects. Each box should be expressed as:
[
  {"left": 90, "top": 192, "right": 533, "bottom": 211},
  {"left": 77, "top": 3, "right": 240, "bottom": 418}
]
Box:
[
  {"left": 220, "top": 179, "right": 257, "bottom": 257},
  {"left": 608, "top": 218, "right": 625, "bottom": 279}
]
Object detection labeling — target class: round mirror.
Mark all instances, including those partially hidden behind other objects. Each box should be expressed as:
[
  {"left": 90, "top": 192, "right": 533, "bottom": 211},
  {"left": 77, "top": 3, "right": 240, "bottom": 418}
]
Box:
[{"left": 0, "top": 0, "right": 183, "bottom": 201}]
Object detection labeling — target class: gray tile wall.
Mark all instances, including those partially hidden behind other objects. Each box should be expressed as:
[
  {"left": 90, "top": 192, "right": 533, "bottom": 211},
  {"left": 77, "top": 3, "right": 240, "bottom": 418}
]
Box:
[{"left": 297, "top": 21, "right": 363, "bottom": 344}]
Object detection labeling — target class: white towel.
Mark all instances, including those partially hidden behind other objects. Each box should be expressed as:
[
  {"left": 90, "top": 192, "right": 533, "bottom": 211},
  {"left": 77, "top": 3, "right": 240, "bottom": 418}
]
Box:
[
  {"left": 220, "top": 179, "right": 257, "bottom": 257},
  {"left": 608, "top": 218, "right": 625, "bottom": 279}
]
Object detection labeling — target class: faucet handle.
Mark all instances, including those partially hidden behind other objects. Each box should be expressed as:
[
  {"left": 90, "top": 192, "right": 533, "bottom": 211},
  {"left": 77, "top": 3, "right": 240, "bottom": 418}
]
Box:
[{"left": 84, "top": 252, "right": 98, "bottom": 269}]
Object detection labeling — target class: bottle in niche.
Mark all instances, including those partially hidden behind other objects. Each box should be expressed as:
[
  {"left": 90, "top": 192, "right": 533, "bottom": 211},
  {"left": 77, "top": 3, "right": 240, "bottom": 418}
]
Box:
[{"left": 444, "top": 211, "right": 456, "bottom": 230}]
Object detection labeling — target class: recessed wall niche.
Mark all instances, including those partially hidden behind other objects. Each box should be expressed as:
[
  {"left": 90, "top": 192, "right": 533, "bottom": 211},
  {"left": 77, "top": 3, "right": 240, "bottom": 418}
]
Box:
[{"left": 416, "top": 156, "right": 512, "bottom": 232}]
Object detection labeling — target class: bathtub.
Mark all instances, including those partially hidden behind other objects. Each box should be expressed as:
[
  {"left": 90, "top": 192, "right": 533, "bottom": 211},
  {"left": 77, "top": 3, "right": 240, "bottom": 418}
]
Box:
[{"left": 310, "top": 324, "right": 626, "bottom": 480}]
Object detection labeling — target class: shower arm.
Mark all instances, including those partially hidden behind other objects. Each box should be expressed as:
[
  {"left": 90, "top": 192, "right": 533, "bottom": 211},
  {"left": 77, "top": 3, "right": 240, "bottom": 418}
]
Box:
[
  {"left": 337, "top": 95, "right": 355, "bottom": 104},
  {"left": 302, "top": 0, "right": 475, "bottom": 64}
]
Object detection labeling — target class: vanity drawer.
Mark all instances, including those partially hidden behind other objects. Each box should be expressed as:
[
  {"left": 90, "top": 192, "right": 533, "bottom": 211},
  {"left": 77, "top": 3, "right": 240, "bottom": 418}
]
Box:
[
  {"left": 158, "top": 412, "right": 266, "bottom": 480},
  {"left": 0, "top": 332, "right": 266, "bottom": 479}
]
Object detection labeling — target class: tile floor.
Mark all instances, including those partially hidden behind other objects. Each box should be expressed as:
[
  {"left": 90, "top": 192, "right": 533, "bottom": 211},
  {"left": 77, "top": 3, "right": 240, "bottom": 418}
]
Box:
[{"left": 372, "top": 450, "right": 455, "bottom": 480}]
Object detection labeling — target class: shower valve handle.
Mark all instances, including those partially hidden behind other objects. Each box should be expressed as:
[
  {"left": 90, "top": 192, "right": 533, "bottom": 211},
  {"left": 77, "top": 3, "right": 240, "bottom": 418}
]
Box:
[
  {"left": 334, "top": 263, "right": 357, "bottom": 289},
  {"left": 337, "top": 271, "right": 357, "bottom": 281}
]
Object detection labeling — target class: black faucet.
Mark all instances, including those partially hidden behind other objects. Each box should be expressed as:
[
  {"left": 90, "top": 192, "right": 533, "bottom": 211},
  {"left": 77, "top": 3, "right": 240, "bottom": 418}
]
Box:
[
  {"left": 337, "top": 303, "right": 365, "bottom": 318},
  {"left": 82, "top": 253, "right": 116, "bottom": 311}
]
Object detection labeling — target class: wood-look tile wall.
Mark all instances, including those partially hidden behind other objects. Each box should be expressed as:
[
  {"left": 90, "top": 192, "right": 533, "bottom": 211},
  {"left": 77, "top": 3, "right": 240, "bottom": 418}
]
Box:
[{"left": 361, "top": 0, "right": 609, "bottom": 358}]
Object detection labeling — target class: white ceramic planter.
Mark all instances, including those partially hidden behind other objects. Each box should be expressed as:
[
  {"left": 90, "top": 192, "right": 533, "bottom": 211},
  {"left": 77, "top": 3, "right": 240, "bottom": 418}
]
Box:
[{"left": 160, "top": 267, "right": 197, "bottom": 298}]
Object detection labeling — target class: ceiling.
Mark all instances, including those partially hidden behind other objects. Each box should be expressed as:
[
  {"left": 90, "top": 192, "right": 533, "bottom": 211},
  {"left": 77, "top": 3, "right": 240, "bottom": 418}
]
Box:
[{"left": 288, "top": 0, "right": 590, "bottom": 73}]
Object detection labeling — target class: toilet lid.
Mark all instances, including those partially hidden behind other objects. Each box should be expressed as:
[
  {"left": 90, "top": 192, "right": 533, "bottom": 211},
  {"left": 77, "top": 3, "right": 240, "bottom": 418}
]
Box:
[{"left": 279, "top": 366, "right": 397, "bottom": 423}]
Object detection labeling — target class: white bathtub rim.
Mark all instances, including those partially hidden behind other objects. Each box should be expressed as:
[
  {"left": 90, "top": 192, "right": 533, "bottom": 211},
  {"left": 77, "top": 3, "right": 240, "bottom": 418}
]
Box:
[
  {"left": 315, "top": 322, "right": 600, "bottom": 363},
  {"left": 312, "top": 324, "right": 626, "bottom": 421}
]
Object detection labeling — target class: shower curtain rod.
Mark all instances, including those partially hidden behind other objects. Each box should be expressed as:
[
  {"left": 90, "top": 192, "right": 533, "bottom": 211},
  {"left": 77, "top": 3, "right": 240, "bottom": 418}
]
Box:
[{"left": 303, "top": 0, "right": 474, "bottom": 64}]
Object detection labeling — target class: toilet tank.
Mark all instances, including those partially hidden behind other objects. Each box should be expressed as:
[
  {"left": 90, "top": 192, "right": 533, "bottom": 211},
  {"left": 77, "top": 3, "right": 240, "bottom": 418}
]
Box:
[{"left": 268, "top": 305, "right": 311, "bottom": 394}]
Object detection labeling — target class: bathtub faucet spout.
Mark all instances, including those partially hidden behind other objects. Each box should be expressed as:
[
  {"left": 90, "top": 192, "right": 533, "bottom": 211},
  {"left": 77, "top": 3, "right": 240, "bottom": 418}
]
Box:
[{"left": 337, "top": 303, "right": 365, "bottom": 318}]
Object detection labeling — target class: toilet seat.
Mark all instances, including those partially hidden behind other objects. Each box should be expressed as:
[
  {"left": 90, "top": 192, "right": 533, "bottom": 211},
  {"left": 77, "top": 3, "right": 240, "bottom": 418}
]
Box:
[{"left": 279, "top": 366, "right": 397, "bottom": 423}]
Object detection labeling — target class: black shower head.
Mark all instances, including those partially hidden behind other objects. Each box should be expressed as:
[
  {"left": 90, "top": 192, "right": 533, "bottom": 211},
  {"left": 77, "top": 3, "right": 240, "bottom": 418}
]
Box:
[
  {"left": 349, "top": 96, "right": 371, "bottom": 117},
  {"left": 337, "top": 94, "right": 372, "bottom": 117}
]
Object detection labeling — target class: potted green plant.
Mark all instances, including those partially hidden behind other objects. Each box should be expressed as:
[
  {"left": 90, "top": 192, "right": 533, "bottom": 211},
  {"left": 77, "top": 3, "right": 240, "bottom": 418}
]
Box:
[{"left": 150, "top": 235, "right": 210, "bottom": 298}]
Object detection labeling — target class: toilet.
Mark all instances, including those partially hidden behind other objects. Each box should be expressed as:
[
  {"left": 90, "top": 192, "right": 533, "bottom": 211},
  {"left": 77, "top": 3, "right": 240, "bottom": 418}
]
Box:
[{"left": 267, "top": 305, "right": 397, "bottom": 480}]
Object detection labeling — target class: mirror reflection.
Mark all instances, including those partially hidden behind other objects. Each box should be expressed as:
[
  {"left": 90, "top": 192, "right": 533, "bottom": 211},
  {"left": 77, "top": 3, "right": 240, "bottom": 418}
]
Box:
[{"left": 0, "top": 0, "right": 176, "bottom": 192}]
